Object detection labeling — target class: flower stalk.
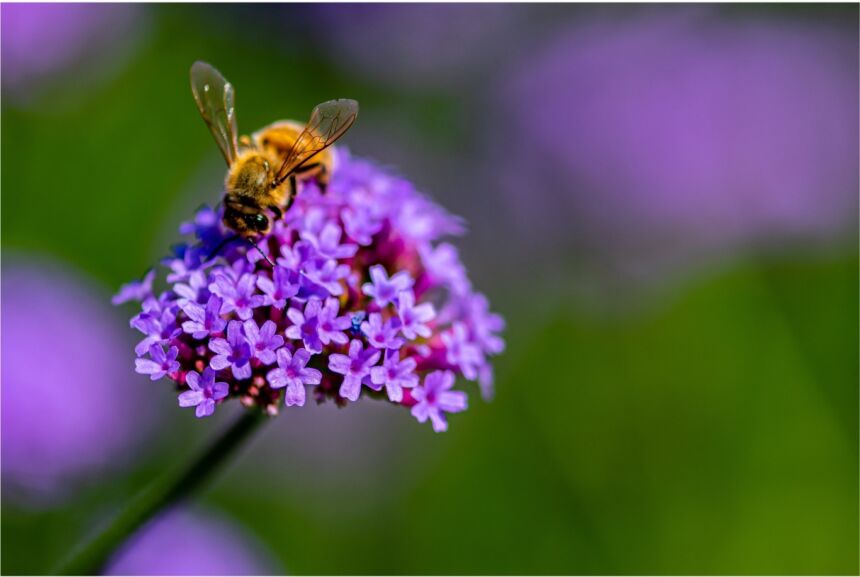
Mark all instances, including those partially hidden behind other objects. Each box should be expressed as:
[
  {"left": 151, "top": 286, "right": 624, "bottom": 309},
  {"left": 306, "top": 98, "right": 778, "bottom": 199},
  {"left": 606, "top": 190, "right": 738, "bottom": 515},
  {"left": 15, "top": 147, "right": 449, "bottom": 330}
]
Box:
[{"left": 56, "top": 409, "right": 268, "bottom": 575}]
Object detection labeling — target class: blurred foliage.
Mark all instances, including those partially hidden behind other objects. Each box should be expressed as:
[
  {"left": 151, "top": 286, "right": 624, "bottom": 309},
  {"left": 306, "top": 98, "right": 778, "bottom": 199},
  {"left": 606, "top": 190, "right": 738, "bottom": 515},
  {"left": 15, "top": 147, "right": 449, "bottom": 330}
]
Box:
[{"left": 2, "top": 4, "right": 857, "bottom": 575}]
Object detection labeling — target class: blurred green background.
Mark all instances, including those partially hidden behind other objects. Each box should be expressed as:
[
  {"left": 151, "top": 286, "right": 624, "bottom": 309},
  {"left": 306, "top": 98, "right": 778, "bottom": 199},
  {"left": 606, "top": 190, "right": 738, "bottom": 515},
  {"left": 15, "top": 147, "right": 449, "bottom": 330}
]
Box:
[{"left": 2, "top": 4, "right": 857, "bottom": 575}]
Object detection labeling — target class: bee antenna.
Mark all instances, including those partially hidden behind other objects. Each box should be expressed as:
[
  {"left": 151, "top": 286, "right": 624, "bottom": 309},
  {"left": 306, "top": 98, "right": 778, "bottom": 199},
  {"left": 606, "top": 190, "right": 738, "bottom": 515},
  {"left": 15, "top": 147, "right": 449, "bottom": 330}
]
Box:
[{"left": 247, "top": 237, "right": 275, "bottom": 268}]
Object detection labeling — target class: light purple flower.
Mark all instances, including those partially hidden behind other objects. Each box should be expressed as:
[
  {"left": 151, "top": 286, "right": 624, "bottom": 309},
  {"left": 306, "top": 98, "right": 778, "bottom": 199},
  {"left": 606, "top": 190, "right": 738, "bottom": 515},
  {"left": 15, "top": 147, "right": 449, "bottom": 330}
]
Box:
[
  {"left": 112, "top": 268, "right": 155, "bottom": 305},
  {"left": 104, "top": 508, "right": 280, "bottom": 575},
  {"left": 178, "top": 368, "right": 229, "bottom": 418},
  {"left": 441, "top": 322, "right": 483, "bottom": 380},
  {"left": 209, "top": 321, "right": 252, "bottom": 380},
  {"left": 180, "top": 295, "right": 226, "bottom": 339},
  {"left": 301, "top": 221, "right": 358, "bottom": 260},
  {"left": 135, "top": 344, "right": 180, "bottom": 381},
  {"left": 243, "top": 319, "right": 284, "bottom": 365},
  {"left": 394, "top": 195, "right": 465, "bottom": 243},
  {"left": 362, "top": 264, "right": 413, "bottom": 307},
  {"left": 420, "top": 242, "right": 470, "bottom": 295},
  {"left": 465, "top": 293, "right": 506, "bottom": 355},
  {"left": 304, "top": 258, "right": 350, "bottom": 296},
  {"left": 317, "top": 297, "right": 351, "bottom": 346},
  {"left": 267, "top": 348, "right": 322, "bottom": 407},
  {"left": 370, "top": 349, "right": 418, "bottom": 402},
  {"left": 361, "top": 312, "right": 404, "bottom": 350},
  {"left": 396, "top": 290, "right": 435, "bottom": 340},
  {"left": 313, "top": 4, "right": 519, "bottom": 90},
  {"left": 164, "top": 244, "right": 211, "bottom": 284},
  {"left": 411, "top": 370, "right": 468, "bottom": 432},
  {"left": 256, "top": 266, "right": 299, "bottom": 309},
  {"left": 131, "top": 306, "right": 181, "bottom": 356},
  {"left": 2, "top": 4, "right": 145, "bottom": 103},
  {"left": 285, "top": 298, "right": 324, "bottom": 353},
  {"left": 329, "top": 340, "right": 382, "bottom": 402},
  {"left": 209, "top": 272, "right": 265, "bottom": 320},
  {"left": 5, "top": 260, "right": 153, "bottom": 500},
  {"left": 478, "top": 363, "right": 495, "bottom": 402},
  {"left": 277, "top": 240, "right": 316, "bottom": 270},
  {"left": 341, "top": 204, "right": 384, "bottom": 245},
  {"left": 499, "top": 11, "right": 859, "bottom": 284},
  {"left": 173, "top": 270, "right": 211, "bottom": 307}
]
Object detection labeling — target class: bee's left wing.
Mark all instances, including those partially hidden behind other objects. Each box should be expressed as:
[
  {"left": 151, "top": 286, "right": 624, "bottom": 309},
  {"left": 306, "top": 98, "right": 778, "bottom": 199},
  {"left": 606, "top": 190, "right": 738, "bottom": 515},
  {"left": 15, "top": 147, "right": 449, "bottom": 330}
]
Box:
[
  {"left": 190, "top": 61, "right": 239, "bottom": 165},
  {"left": 272, "top": 99, "right": 358, "bottom": 186}
]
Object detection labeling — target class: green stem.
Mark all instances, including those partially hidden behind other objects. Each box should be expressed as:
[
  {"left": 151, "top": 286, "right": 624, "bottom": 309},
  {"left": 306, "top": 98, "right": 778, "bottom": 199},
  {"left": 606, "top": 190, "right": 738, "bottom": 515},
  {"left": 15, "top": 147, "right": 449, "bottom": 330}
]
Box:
[{"left": 56, "top": 409, "right": 269, "bottom": 575}]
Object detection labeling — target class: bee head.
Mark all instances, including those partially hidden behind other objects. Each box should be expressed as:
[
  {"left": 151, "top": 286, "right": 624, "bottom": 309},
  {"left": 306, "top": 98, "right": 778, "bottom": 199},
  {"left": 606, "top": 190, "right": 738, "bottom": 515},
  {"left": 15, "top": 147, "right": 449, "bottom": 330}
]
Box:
[{"left": 223, "top": 204, "right": 271, "bottom": 237}]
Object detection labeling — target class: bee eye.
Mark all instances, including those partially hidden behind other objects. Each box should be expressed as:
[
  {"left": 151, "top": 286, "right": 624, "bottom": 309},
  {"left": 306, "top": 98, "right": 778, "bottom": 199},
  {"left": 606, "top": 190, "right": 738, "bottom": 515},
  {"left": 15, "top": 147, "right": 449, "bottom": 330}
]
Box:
[{"left": 244, "top": 213, "right": 268, "bottom": 231}]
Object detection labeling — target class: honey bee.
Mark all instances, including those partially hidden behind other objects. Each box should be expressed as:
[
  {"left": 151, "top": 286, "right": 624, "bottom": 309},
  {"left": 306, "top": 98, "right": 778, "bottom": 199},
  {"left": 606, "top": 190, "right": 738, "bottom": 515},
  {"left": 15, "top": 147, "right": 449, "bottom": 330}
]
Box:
[{"left": 190, "top": 60, "right": 358, "bottom": 241}]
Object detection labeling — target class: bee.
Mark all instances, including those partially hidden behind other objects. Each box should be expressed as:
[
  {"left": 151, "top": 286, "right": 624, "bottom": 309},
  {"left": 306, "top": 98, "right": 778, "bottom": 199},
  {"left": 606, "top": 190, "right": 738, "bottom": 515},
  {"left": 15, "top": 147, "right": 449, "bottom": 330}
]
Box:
[{"left": 190, "top": 60, "right": 358, "bottom": 242}]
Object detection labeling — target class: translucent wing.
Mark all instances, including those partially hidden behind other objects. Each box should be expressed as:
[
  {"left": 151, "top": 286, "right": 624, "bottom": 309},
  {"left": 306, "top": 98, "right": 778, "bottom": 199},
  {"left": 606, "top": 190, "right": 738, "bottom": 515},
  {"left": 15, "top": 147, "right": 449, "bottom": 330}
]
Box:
[
  {"left": 273, "top": 99, "right": 358, "bottom": 184},
  {"left": 190, "top": 61, "right": 239, "bottom": 165}
]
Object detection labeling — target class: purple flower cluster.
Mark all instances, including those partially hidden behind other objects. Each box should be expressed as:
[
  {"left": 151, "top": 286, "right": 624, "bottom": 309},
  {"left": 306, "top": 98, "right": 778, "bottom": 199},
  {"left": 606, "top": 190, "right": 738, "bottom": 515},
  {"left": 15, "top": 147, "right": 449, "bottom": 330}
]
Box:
[{"left": 116, "top": 149, "right": 504, "bottom": 431}]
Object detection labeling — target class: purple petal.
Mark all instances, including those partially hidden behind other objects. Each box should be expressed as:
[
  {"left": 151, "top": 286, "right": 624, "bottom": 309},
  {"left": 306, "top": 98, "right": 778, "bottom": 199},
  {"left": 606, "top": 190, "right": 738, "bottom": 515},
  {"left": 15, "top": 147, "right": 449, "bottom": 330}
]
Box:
[
  {"left": 178, "top": 390, "right": 204, "bottom": 407},
  {"left": 232, "top": 362, "right": 252, "bottom": 380},
  {"left": 208, "top": 339, "right": 232, "bottom": 356},
  {"left": 196, "top": 399, "right": 216, "bottom": 418},
  {"left": 328, "top": 354, "right": 351, "bottom": 375},
  {"left": 209, "top": 355, "right": 231, "bottom": 371},
  {"left": 284, "top": 382, "right": 306, "bottom": 407},
  {"left": 185, "top": 371, "right": 201, "bottom": 391},
  {"left": 267, "top": 368, "right": 287, "bottom": 389},
  {"left": 339, "top": 375, "right": 361, "bottom": 402},
  {"left": 212, "top": 382, "right": 229, "bottom": 400},
  {"left": 301, "top": 367, "right": 322, "bottom": 385}
]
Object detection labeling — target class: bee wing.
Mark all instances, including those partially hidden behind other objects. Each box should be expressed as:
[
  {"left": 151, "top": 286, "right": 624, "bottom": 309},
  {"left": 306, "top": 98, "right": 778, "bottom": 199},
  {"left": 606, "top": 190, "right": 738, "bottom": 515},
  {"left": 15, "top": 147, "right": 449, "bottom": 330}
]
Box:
[
  {"left": 190, "top": 61, "right": 239, "bottom": 165},
  {"left": 273, "top": 99, "right": 358, "bottom": 183}
]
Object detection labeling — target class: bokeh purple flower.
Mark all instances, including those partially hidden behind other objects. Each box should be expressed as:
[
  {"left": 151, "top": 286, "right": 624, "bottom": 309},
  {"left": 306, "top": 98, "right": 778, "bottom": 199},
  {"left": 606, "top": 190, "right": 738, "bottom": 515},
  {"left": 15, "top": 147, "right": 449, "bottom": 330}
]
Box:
[
  {"left": 312, "top": 4, "right": 521, "bottom": 89},
  {"left": 497, "top": 9, "right": 859, "bottom": 284},
  {"left": 117, "top": 149, "right": 504, "bottom": 430},
  {"left": 1, "top": 4, "right": 147, "bottom": 104},
  {"left": 2, "top": 259, "right": 153, "bottom": 501},
  {"left": 104, "top": 507, "right": 279, "bottom": 575},
  {"left": 396, "top": 290, "right": 435, "bottom": 340}
]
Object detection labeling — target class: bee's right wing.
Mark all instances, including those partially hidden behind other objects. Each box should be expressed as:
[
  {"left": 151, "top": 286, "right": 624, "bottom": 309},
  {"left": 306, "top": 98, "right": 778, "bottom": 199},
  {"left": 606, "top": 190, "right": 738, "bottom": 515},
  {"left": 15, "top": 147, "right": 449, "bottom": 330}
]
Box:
[
  {"left": 190, "top": 61, "right": 239, "bottom": 165},
  {"left": 272, "top": 99, "right": 358, "bottom": 185}
]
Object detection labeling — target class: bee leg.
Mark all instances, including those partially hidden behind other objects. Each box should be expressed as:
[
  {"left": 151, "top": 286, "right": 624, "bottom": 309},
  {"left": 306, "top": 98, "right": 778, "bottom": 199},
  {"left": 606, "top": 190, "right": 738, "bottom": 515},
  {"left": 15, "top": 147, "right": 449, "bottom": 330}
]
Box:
[
  {"left": 282, "top": 175, "right": 298, "bottom": 211},
  {"left": 317, "top": 165, "right": 329, "bottom": 195},
  {"left": 295, "top": 162, "right": 328, "bottom": 194},
  {"left": 269, "top": 205, "right": 283, "bottom": 220}
]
